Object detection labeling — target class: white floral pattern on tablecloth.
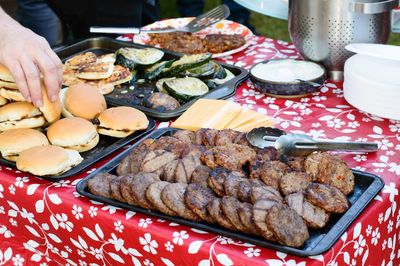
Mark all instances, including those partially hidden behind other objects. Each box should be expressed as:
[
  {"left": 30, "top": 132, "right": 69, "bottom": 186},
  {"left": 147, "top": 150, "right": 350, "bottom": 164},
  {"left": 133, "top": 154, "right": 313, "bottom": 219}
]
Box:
[{"left": 0, "top": 35, "right": 399, "bottom": 266}]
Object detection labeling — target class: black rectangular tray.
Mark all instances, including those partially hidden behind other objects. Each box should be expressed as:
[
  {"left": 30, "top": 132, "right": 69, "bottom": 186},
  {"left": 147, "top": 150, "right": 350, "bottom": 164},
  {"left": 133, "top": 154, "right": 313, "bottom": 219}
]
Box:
[
  {"left": 0, "top": 119, "right": 155, "bottom": 182},
  {"left": 76, "top": 127, "right": 384, "bottom": 257},
  {"left": 55, "top": 37, "right": 249, "bottom": 121}
]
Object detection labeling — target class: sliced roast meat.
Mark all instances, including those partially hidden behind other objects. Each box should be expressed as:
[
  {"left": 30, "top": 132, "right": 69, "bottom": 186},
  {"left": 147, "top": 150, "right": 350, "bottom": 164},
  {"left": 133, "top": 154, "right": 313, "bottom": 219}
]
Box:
[
  {"left": 146, "top": 181, "right": 177, "bottom": 216},
  {"left": 305, "top": 183, "right": 349, "bottom": 213},
  {"left": 279, "top": 172, "right": 312, "bottom": 196},
  {"left": 207, "top": 198, "right": 236, "bottom": 231},
  {"left": 238, "top": 202, "right": 260, "bottom": 235},
  {"left": 221, "top": 196, "right": 247, "bottom": 232}
]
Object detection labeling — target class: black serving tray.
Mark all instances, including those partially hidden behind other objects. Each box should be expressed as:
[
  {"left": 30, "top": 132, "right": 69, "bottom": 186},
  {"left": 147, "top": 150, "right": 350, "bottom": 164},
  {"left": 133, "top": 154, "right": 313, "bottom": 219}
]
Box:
[
  {"left": 0, "top": 119, "right": 155, "bottom": 182},
  {"left": 76, "top": 128, "right": 384, "bottom": 257},
  {"left": 55, "top": 37, "right": 249, "bottom": 121}
]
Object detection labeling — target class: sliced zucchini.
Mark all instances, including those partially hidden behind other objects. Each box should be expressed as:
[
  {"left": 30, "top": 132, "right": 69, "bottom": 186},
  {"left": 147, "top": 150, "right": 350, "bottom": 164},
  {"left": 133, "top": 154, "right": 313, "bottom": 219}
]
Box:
[
  {"left": 163, "top": 77, "right": 209, "bottom": 102},
  {"left": 164, "top": 53, "right": 212, "bottom": 76},
  {"left": 116, "top": 47, "right": 164, "bottom": 70},
  {"left": 211, "top": 61, "right": 227, "bottom": 79},
  {"left": 130, "top": 69, "right": 139, "bottom": 83},
  {"left": 156, "top": 77, "right": 175, "bottom": 93},
  {"left": 179, "top": 62, "right": 215, "bottom": 79},
  {"left": 144, "top": 60, "right": 174, "bottom": 80},
  {"left": 205, "top": 68, "right": 235, "bottom": 89}
]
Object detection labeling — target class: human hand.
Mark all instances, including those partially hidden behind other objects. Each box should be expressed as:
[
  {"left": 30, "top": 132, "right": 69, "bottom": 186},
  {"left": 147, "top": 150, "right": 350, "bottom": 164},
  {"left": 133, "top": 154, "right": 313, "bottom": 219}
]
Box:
[{"left": 0, "top": 11, "right": 62, "bottom": 107}]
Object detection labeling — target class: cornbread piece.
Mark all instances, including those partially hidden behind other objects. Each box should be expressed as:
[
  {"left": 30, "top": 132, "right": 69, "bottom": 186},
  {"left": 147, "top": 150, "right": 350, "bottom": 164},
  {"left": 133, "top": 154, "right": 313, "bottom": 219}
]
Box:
[
  {"left": 207, "top": 198, "right": 236, "bottom": 230},
  {"left": 221, "top": 196, "right": 247, "bottom": 232},
  {"left": 285, "top": 192, "right": 330, "bottom": 229},
  {"left": 250, "top": 160, "right": 289, "bottom": 190},
  {"left": 304, "top": 152, "right": 354, "bottom": 195},
  {"left": 279, "top": 172, "right": 312, "bottom": 196},
  {"left": 190, "top": 165, "right": 211, "bottom": 186},
  {"left": 184, "top": 184, "right": 215, "bottom": 223},
  {"left": 238, "top": 202, "right": 260, "bottom": 235},
  {"left": 161, "top": 183, "right": 201, "bottom": 221},
  {"left": 267, "top": 203, "right": 309, "bottom": 248},
  {"left": 130, "top": 173, "right": 160, "bottom": 209},
  {"left": 306, "top": 183, "right": 349, "bottom": 214},
  {"left": 88, "top": 173, "right": 116, "bottom": 198},
  {"left": 146, "top": 181, "right": 177, "bottom": 216},
  {"left": 252, "top": 199, "right": 279, "bottom": 241}
]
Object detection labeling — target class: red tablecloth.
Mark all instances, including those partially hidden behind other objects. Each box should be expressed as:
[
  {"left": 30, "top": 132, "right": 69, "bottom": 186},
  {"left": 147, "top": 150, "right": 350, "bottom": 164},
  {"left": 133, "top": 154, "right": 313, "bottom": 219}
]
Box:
[{"left": 0, "top": 36, "right": 399, "bottom": 266}]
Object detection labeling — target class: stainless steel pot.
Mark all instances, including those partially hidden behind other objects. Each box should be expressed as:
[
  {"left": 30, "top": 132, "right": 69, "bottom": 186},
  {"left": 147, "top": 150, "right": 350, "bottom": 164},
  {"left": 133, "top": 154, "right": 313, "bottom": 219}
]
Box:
[{"left": 288, "top": 0, "right": 398, "bottom": 81}]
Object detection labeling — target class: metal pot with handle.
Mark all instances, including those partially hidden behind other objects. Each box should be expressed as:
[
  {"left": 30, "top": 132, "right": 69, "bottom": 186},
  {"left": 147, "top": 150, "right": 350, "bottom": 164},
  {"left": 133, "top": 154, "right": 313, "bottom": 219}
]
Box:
[{"left": 288, "top": 0, "right": 398, "bottom": 81}]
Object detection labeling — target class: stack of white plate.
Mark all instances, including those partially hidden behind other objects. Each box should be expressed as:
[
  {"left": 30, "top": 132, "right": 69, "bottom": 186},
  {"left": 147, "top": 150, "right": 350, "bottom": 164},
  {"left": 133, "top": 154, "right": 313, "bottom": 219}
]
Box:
[{"left": 344, "top": 44, "right": 400, "bottom": 120}]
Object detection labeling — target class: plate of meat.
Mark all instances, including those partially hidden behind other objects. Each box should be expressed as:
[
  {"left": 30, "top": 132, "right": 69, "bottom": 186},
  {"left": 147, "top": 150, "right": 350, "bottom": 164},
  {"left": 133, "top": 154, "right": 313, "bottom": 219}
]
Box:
[
  {"left": 133, "top": 18, "right": 254, "bottom": 58},
  {"left": 76, "top": 127, "right": 384, "bottom": 256}
]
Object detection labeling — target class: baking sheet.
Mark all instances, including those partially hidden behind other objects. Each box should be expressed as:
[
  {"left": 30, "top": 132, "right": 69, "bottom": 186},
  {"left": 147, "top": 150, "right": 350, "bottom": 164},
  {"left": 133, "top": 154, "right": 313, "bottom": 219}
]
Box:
[
  {"left": 0, "top": 119, "right": 155, "bottom": 181},
  {"left": 76, "top": 127, "right": 384, "bottom": 257},
  {"left": 55, "top": 37, "right": 249, "bottom": 121}
]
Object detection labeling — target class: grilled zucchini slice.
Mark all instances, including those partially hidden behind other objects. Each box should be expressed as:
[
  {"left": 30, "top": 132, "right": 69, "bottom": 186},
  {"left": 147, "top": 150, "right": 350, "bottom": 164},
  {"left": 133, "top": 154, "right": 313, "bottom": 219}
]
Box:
[
  {"left": 116, "top": 47, "right": 164, "bottom": 70},
  {"left": 163, "top": 77, "right": 209, "bottom": 102},
  {"left": 144, "top": 60, "right": 174, "bottom": 80},
  {"left": 179, "top": 62, "right": 215, "bottom": 79},
  {"left": 205, "top": 68, "right": 235, "bottom": 89},
  {"left": 164, "top": 53, "right": 212, "bottom": 76},
  {"left": 211, "top": 61, "right": 227, "bottom": 79},
  {"left": 156, "top": 77, "right": 175, "bottom": 93}
]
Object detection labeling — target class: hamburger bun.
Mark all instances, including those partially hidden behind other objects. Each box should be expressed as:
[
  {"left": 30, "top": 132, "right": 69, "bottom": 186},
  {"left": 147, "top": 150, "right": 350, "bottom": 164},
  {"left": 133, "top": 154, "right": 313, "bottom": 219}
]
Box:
[
  {"left": 39, "top": 83, "right": 61, "bottom": 123},
  {"left": 0, "top": 87, "right": 25, "bottom": 101},
  {"left": 47, "top": 117, "right": 99, "bottom": 152},
  {"left": 0, "top": 128, "right": 49, "bottom": 161},
  {"left": 0, "top": 96, "right": 8, "bottom": 106},
  {"left": 0, "top": 64, "right": 15, "bottom": 83},
  {"left": 0, "top": 102, "right": 46, "bottom": 131},
  {"left": 97, "top": 106, "right": 148, "bottom": 138},
  {"left": 61, "top": 84, "right": 107, "bottom": 120},
  {"left": 16, "top": 145, "right": 83, "bottom": 176}
]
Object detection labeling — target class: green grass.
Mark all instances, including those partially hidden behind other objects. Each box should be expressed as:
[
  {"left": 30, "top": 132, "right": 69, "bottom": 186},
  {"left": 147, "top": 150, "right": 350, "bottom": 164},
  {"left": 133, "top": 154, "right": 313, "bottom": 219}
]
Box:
[{"left": 160, "top": 0, "right": 400, "bottom": 45}]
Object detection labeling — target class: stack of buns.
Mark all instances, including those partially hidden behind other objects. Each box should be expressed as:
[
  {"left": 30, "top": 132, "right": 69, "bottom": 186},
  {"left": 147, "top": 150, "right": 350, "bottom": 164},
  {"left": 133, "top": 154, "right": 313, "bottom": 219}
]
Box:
[
  {"left": 0, "top": 64, "right": 148, "bottom": 177},
  {"left": 63, "top": 52, "right": 132, "bottom": 94}
]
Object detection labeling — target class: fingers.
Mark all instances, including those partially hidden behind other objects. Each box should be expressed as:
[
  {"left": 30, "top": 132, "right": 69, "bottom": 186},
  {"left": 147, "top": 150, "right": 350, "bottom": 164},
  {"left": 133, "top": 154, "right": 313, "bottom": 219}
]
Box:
[
  {"left": 6, "top": 61, "right": 32, "bottom": 102},
  {"left": 35, "top": 49, "right": 61, "bottom": 102},
  {"left": 20, "top": 56, "right": 43, "bottom": 107}
]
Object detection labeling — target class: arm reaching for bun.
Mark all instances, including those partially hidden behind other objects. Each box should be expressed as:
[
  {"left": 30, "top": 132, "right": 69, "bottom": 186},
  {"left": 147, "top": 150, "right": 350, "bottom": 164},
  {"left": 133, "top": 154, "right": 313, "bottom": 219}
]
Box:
[{"left": 0, "top": 7, "right": 62, "bottom": 107}]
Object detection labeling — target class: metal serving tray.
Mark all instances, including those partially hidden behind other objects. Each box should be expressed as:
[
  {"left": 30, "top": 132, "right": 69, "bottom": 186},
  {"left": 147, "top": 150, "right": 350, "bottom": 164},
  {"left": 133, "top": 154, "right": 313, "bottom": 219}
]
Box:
[
  {"left": 55, "top": 37, "right": 249, "bottom": 121},
  {"left": 0, "top": 119, "right": 155, "bottom": 182},
  {"left": 76, "top": 128, "right": 384, "bottom": 257}
]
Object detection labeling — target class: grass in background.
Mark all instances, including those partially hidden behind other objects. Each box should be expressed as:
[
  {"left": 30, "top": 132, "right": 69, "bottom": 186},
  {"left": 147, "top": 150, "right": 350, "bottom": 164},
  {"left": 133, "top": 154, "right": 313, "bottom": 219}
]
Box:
[{"left": 160, "top": 0, "right": 400, "bottom": 45}]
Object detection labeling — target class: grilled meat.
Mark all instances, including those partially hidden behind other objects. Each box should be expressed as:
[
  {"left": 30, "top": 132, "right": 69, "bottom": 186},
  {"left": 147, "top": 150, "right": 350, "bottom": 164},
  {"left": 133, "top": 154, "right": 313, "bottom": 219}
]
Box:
[
  {"left": 144, "top": 92, "right": 180, "bottom": 112},
  {"left": 237, "top": 179, "right": 264, "bottom": 203},
  {"left": 285, "top": 192, "right": 330, "bottom": 229},
  {"left": 207, "top": 198, "right": 236, "bottom": 230},
  {"left": 88, "top": 172, "right": 115, "bottom": 198},
  {"left": 305, "top": 183, "right": 349, "bottom": 213},
  {"left": 146, "top": 181, "right": 177, "bottom": 216},
  {"left": 204, "top": 34, "right": 246, "bottom": 53},
  {"left": 255, "top": 147, "right": 278, "bottom": 161},
  {"left": 148, "top": 136, "right": 191, "bottom": 158},
  {"left": 120, "top": 174, "right": 139, "bottom": 205},
  {"left": 184, "top": 183, "right": 216, "bottom": 223},
  {"left": 267, "top": 203, "right": 309, "bottom": 248},
  {"left": 224, "top": 175, "right": 247, "bottom": 198},
  {"left": 221, "top": 196, "right": 248, "bottom": 232},
  {"left": 250, "top": 160, "right": 289, "bottom": 190},
  {"left": 109, "top": 176, "right": 125, "bottom": 203},
  {"left": 140, "top": 149, "right": 177, "bottom": 175},
  {"left": 207, "top": 167, "right": 245, "bottom": 197},
  {"left": 250, "top": 185, "right": 282, "bottom": 204},
  {"left": 190, "top": 165, "right": 211, "bottom": 187},
  {"left": 253, "top": 199, "right": 279, "bottom": 241},
  {"left": 214, "top": 129, "right": 240, "bottom": 146},
  {"left": 130, "top": 173, "right": 160, "bottom": 209},
  {"left": 279, "top": 172, "right": 312, "bottom": 196},
  {"left": 238, "top": 202, "right": 260, "bottom": 235},
  {"left": 172, "top": 130, "right": 196, "bottom": 144}
]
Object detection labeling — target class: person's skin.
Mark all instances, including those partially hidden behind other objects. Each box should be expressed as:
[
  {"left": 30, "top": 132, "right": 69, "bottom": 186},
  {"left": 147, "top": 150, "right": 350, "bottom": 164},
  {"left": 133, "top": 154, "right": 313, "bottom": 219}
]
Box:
[{"left": 0, "top": 7, "right": 62, "bottom": 107}]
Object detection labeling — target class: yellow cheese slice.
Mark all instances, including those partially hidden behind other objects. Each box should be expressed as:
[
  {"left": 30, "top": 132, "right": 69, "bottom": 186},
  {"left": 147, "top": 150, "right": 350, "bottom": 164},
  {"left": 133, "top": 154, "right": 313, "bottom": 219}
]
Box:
[
  {"left": 233, "top": 116, "right": 275, "bottom": 132},
  {"left": 225, "top": 108, "right": 273, "bottom": 129}
]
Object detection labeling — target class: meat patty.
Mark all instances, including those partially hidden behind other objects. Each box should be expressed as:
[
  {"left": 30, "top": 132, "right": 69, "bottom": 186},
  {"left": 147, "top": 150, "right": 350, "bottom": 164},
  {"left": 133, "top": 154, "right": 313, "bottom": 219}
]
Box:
[
  {"left": 305, "top": 183, "right": 349, "bottom": 213},
  {"left": 181, "top": 154, "right": 202, "bottom": 182},
  {"left": 116, "top": 142, "right": 152, "bottom": 175},
  {"left": 207, "top": 168, "right": 245, "bottom": 197},
  {"left": 190, "top": 165, "right": 211, "bottom": 187},
  {"left": 284, "top": 156, "right": 306, "bottom": 172},
  {"left": 267, "top": 203, "right": 309, "bottom": 248},
  {"left": 140, "top": 149, "right": 177, "bottom": 175},
  {"left": 204, "top": 34, "right": 246, "bottom": 53},
  {"left": 252, "top": 199, "right": 279, "bottom": 241},
  {"left": 146, "top": 181, "right": 177, "bottom": 216},
  {"left": 172, "top": 130, "right": 196, "bottom": 144},
  {"left": 250, "top": 160, "right": 289, "bottom": 190},
  {"left": 221, "top": 196, "right": 248, "bottom": 232},
  {"left": 304, "top": 152, "right": 354, "bottom": 195},
  {"left": 233, "top": 132, "right": 250, "bottom": 146},
  {"left": 120, "top": 174, "right": 139, "bottom": 205},
  {"left": 224, "top": 175, "right": 247, "bottom": 198},
  {"left": 214, "top": 129, "right": 240, "bottom": 146},
  {"left": 238, "top": 202, "right": 260, "bottom": 235},
  {"left": 285, "top": 192, "right": 330, "bottom": 229},
  {"left": 201, "top": 144, "right": 257, "bottom": 172},
  {"left": 148, "top": 137, "right": 191, "bottom": 158},
  {"left": 250, "top": 185, "right": 282, "bottom": 204},
  {"left": 255, "top": 147, "right": 278, "bottom": 161},
  {"left": 279, "top": 172, "right": 312, "bottom": 196},
  {"left": 202, "top": 128, "right": 219, "bottom": 147},
  {"left": 109, "top": 176, "right": 125, "bottom": 203},
  {"left": 144, "top": 92, "right": 180, "bottom": 112},
  {"left": 184, "top": 184, "right": 215, "bottom": 223},
  {"left": 161, "top": 183, "right": 201, "bottom": 221},
  {"left": 88, "top": 173, "right": 115, "bottom": 198},
  {"left": 237, "top": 179, "right": 264, "bottom": 203},
  {"left": 163, "top": 159, "right": 180, "bottom": 182},
  {"left": 207, "top": 198, "right": 236, "bottom": 231},
  {"left": 130, "top": 173, "right": 160, "bottom": 209}
]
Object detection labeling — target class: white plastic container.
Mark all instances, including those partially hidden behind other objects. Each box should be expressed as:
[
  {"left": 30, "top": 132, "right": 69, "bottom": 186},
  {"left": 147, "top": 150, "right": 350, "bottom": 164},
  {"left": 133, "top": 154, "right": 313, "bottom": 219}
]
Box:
[{"left": 343, "top": 43, "right": 400, "bottom": 120}]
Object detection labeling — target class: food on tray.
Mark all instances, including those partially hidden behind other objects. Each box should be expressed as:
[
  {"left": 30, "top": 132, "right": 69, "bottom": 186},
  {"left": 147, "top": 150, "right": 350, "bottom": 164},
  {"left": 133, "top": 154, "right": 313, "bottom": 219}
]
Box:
[
  {"left": 16, "top": 145, "right": 83, "bottom": 176},
  {"left": 0, "top": 128, "right": 49, "bottom": 162},
  {"left": 0, "top": 96, "right": 8, "bottom": 107},
  {"left": 47, "top": 117, "right": 100, "bottom": 152},
  {"left": 171, "top": 99, "right": 275, "bottom": 131},
  {"left": 95, "top": 106, "right": 149, "bottom": 138},
  {"left": 144, "top": 92, "right": 180, "bottom": 111},
  {"left": 75, "top": 62, "right": 115, "bottom": 80},
  {"left": 147, "top": 32, "right": 246, "bottom": 54},
  {"left": 65, "top": 52, "right": 97, "bottom": 69},
  {"left": 163, "top": 77, "right": 209, "bottom": 102},
  {"left": 87, "top": 128, "right": 354, "bottom": 248},
  {"left": 0, "top": 102, "right": 46, "bottom": 130},
  {"left": 116, "top": 47, "right": 165, "bottom": 70},
  {"left": 60, "top": 84, "right": 107, "bottom": 120},
  {"left": 0, "top": 64, "right": 21, "bottom": 101}
]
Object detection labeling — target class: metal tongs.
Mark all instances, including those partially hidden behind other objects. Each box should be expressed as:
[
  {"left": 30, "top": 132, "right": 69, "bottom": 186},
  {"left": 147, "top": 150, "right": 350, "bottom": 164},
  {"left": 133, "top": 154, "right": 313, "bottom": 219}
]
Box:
[
  {"left": 90, "top": 4, "right": 230, "bottom": 35},
  {"left": 246, "top": 127, "right": 378, "bottom": 157}
]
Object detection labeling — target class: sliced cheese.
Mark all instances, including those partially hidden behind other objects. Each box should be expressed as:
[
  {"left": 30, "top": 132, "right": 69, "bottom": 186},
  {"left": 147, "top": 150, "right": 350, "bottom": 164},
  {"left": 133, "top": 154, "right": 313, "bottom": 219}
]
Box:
[
  {"left": 171, "top": 99, "right": 241, "bottom": 131},
  {"left": 225, "top": 108, "right": 267, "bottom": 129},
  {"left": 233, "top": 118, "right": 276, "bottom": 132}
]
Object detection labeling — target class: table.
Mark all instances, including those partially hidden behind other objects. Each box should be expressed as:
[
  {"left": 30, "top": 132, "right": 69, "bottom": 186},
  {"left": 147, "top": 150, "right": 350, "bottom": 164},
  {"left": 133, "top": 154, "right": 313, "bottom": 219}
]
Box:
[{"left": 0, "top": 35, "right": 399, "bottom": 266}]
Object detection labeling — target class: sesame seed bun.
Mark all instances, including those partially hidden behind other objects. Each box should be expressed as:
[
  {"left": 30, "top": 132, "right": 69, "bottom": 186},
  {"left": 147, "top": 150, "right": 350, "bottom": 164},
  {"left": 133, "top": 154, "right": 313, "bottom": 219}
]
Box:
[
  {"left": 47, "top": 117, "right": 99, "bottom": 152},
  {"left": 16, "top": 145, "right": 83, "bottom": 176},
  {"left": 97, "top": 106, "right": 148, "bottom": 138},
  {"left": 0, "top": 128, "right": 49, "bottom": 161}
]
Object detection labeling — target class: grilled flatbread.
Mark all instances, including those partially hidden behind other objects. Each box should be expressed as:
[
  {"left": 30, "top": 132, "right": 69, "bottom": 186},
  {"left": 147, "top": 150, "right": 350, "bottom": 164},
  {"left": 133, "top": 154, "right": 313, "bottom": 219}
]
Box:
[
  {"left": 65, "top": 52, "right": 97, "bottom": 70},
  {"left": 76, "top": 62, "right": 114, "bottom": 80}
]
